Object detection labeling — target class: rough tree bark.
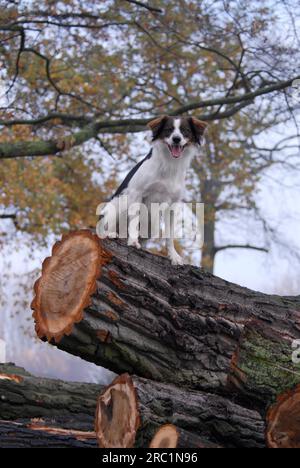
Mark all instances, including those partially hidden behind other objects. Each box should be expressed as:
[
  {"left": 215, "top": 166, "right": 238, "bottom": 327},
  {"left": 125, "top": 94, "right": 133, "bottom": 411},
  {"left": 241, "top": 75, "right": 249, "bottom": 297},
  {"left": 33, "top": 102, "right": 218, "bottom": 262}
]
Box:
[
  {"left": 229, "top": 321, "right": 300, "bottom": 448},
  {"left": 228, "top": 321, "right": 300, "bottom": 410},
  {"left": 0, "top": 364, "right": 264, "bottom": 449},
  {"left": 31, "top": 230, "right": 300, "bottom": 448},
  {"left": 0, "top": 421, "right": 97, "bottom": 449},
  {"left": 0, "top": 363, "right": 101, "bottom": 448},
  {"left": 95, "top": 373, "right": 265, "bottom": 449}
]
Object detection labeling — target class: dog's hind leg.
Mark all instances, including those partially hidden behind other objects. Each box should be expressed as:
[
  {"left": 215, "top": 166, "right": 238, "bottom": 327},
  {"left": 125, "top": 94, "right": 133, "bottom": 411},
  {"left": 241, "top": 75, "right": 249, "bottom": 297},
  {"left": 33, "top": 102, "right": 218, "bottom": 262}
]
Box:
[
  {"left": 165, "top": 208, "right": 184, "bottom": 266},
  {"left": 127, "top": 193, "right": 144, "bottom": 249}
]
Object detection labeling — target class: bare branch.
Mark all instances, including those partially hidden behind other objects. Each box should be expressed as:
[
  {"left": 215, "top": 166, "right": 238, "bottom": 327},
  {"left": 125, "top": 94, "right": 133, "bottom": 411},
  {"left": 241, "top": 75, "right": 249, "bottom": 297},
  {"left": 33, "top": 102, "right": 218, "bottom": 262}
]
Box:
[
  {"left": 1, "top": 76, "right": 297, "bottom": 130},
  {"left": 0, "top": 75, "right": 298, "bottom": 159},
  {"left": 215, "top": 244, "right": 268, "bottom": 254},
  {"left": 124, "top": 0, "right": 163, "bottom": 14},
  {"left": 0, "top": 214, "right": 16, "bottom": 220},
  {"left": 171, "top": 76, "right": 300, "bottom": 115},
  {"left": 0, "top": 113, "right": 92, "bottom": 127},
  {"left": 5, "top": 27, "right": 25, "bottom": 95}
]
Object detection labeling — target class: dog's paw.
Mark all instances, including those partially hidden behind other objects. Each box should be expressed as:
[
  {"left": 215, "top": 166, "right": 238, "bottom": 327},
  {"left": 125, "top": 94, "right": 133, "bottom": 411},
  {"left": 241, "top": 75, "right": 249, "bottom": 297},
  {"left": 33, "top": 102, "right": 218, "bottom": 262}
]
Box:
[
  {"left": 169, "top": 252, "right": 184, "bottom": 266},
  {"left": 107, "top": 232, "right": 119, "bottom": 239},
  {"left": 128, "top": 238, "right": 141, "bottom": 249}
]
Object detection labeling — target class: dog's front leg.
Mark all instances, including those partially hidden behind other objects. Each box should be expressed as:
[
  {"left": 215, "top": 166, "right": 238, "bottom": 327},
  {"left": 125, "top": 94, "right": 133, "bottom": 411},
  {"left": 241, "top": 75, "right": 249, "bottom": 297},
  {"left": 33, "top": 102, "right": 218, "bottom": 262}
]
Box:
[
  {"left": 127, "top": 194, "right": 142, "bottom": 249},
  {"left": 165, "top": 208, "right": 184, "bottom": 266}
]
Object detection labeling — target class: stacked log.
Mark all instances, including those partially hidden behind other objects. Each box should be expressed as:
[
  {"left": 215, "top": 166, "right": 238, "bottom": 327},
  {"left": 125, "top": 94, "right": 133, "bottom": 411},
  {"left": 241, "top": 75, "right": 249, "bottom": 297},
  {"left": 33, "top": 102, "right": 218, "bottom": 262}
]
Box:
[
  {"left": 94, "top": 373, "right": 265, "bottom": 448},
  {"left": 0, "top": 363, "right": 100, "bottom": 448},
  {"left": 0, "top": 421, "right": 96, "bottom": 449},
  {"left": 27, "top": 230, "right": 300, "bottom": 448}
]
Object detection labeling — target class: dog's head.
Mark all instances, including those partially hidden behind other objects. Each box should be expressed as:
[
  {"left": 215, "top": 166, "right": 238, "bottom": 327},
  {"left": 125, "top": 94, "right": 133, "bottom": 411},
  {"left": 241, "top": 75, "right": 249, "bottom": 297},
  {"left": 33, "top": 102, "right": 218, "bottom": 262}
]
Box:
[{"left": 148, "top": 115, "right": 207, "bottom": 159}]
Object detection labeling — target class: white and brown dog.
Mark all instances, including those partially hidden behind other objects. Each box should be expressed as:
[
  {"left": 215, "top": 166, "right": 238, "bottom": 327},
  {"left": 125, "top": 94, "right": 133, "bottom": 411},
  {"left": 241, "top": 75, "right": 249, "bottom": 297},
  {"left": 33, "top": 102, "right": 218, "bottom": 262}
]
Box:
[{"left": 98, "top": 115, "right": 207, "bottom": 265}]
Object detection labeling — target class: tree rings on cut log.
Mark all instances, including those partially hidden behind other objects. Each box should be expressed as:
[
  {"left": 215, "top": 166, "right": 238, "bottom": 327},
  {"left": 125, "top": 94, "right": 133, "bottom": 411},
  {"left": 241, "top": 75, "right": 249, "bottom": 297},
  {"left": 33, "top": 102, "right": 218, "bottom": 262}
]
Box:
[
  {"left": 149, "top": 424, "right": 220, "bottom": 449},
  {"left": 150, "top": 424, "right": 182, "bottom": 448},
  {"left": 95, "top": 374, "right": 140, "bottom": 448},
  {"left": 266, "top": 385, "right": 300, "bottom": 448},
  {"left": 32, "top": 230, "right": 107, "bottom": 342}
]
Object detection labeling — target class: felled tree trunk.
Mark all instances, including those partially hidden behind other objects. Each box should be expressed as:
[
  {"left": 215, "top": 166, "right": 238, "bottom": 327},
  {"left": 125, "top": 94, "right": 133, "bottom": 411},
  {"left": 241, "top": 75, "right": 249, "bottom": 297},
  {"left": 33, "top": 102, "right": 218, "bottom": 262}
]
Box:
[
  {"left": 0, "top": 363, "right": 101, "bottom": 447},
  {"left": 32, "top": 231, "right": 300, "bottom": 402},
  {"left": 95, "top": 373, "right": 265, "bottom": 448},
  {"left": 0, "top": 364, "right": 265, "bottom": 449},
  {"left": 0, "top": 421, "right": 97, "bottom": 448}
]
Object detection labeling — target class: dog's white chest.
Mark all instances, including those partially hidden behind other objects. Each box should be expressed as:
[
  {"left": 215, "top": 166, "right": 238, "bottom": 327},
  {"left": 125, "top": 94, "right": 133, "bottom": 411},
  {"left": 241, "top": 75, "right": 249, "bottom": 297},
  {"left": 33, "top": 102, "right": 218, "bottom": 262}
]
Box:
[{"left": 127, "top": 143, "right": 192, "bottom": 203}]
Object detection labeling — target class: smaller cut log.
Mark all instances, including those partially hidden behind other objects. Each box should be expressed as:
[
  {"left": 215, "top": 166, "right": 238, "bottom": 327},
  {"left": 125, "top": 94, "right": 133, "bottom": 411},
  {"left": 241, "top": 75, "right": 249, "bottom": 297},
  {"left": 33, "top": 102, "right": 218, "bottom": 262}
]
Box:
[
  {"left": 266, "top": 385, "right": 300, "bottom": 449},
  {"left": 0, "top": 363, "right": 103, "bottom": 448},
  {"left": 149, "top": 424, "right": 220, "bottom": 448},
  {"left": 95, "top": 373, "right": 140, "bottom": 448},
  {"left": 0, "top": 420, "right": 97, "bottom": 448},
  {"left": 95, "top": 373, "right": 266, "bottom": 448}
]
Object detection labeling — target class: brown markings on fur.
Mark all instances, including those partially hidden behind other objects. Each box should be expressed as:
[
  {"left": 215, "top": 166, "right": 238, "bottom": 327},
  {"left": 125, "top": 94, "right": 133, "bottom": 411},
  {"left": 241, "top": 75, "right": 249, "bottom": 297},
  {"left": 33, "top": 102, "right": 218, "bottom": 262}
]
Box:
[
  {"left": 147, "top": 115, "right": 208, "bottom": 144},
  {"left": 190, "top": 117, "right": 208, "bottom": 135},
  {"left": 147, "top": 115, "right": 168, "bottom": 131}
]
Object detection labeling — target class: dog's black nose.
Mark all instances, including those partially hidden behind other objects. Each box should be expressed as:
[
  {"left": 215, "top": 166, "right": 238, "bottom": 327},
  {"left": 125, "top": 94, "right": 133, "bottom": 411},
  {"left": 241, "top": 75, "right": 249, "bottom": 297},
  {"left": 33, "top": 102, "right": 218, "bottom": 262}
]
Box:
[{"left": 172, "top": 136, "right": 181, "bottom": 144}]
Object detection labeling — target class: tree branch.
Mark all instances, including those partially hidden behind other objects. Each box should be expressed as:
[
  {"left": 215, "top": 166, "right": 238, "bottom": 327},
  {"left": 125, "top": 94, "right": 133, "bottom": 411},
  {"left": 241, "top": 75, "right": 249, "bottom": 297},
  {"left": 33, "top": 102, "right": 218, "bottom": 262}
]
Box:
[
  {"left": 5, "top": 27, "right": 25, "bottom": 95},
  {"left": 0, "top": 107, "right": 246, "bottom": 159},
  {"left": 215, "top": 244, "right": 268, "bottom": 254},
  {"left": 0, "top": 214, "right": 16, "bottom": 220},
  {"left": 0, "top": 113, "right": 92, "bottom": 127},
  {"left": 0, "top": 123, "right": 101, "bottom": 159},
  {"left": 171, "top": 76, "right": 300, "bottom": 114},
  {"left": 0, "top": 76, "right": 298, "bottom": 159},
  {"left": 2, "top": 75, "right": 297, "bottom": 128},
  {"left": 124, "top": 0, "right": 163, "bottom": 14}
]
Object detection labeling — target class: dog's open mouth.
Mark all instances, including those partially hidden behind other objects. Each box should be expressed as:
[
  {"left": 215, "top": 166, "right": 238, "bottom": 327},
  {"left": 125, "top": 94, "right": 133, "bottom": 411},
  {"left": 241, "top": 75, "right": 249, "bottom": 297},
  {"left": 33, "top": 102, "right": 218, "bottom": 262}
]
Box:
[{"left": 167, "top": 144, "right": 187, "bottom": 159}]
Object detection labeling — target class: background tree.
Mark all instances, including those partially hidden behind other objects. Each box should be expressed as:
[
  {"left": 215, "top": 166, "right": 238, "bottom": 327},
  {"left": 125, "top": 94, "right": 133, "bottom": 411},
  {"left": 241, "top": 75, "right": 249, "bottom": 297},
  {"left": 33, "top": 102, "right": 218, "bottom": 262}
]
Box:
[{"left": 0, "top": 0, "right": 299, "bottom": 264}]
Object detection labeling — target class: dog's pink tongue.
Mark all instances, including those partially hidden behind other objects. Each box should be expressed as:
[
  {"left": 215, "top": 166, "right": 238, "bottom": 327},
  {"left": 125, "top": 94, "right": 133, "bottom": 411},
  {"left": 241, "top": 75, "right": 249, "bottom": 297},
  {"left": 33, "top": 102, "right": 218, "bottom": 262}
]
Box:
[{"left": 171, "top": 146, "right": 182, "bottom": 158}]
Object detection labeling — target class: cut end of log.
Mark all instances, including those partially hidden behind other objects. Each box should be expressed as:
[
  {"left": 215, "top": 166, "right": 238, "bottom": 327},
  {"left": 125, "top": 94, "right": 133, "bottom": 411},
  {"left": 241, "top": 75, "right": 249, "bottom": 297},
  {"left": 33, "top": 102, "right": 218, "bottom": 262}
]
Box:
[
  {"left": 95, "top": 373, "right": 140, "bottom": 448},
  {"left": 150, "top": 424, "right": 180, "bottom": 448},
  {"left": 31, "top": 230, "right": 109, "bottom": 342},
  {"left": 267, "top": 385, "right": 300, "bottom": 448},
  {"left": 149, "top": 424, "right": 220, "bottom": 448}
]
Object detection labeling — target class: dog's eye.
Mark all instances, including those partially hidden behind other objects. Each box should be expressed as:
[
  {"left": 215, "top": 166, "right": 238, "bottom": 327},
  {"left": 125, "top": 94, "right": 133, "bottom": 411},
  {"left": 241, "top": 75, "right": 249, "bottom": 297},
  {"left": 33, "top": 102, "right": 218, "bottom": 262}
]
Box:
[
  {"left": 181, "top": 127, "right": 191, "bottom": 137},
  {"left": 163, "top": 127, "right": 173, "bottom": 135}
]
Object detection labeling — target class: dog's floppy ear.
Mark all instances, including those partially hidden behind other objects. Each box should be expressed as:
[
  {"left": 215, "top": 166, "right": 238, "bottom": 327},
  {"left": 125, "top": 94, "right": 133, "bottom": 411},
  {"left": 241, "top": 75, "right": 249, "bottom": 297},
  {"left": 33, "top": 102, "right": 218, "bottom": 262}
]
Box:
[
  {"left": 189, "top": 117, "right": 208, "bottom": 144},
  {"left": 147, "top": 115, "right": 168, "bottom": 140}
]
